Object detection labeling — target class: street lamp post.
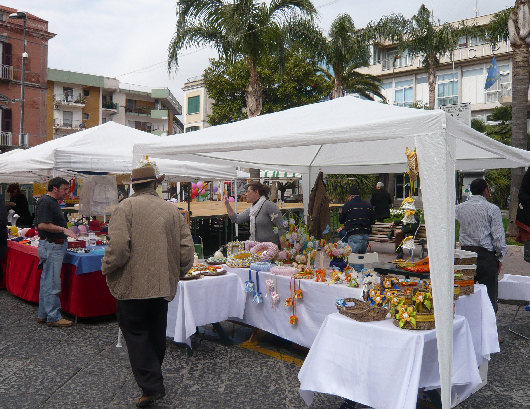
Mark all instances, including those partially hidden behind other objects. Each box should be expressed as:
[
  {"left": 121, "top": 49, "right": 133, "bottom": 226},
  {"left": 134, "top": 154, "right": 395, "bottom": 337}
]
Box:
[{"left": 9, "top": 11, "right": 28, "bottom": 146}]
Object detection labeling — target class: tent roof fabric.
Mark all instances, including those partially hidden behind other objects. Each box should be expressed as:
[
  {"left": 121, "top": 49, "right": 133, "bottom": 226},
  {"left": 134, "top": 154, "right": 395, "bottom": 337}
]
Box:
[
  {"left": 133, "top": 96, "right": 530, "bottom": 173},
  {"left": 0, "top": 122, "right": 239, "bottom": 180}
]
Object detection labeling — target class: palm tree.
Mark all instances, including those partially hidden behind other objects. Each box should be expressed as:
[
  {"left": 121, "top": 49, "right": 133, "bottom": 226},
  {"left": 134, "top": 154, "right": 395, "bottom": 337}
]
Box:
[
  {"left": 487, "top": 3, "right": 529, "bottom": 235},
  {"left": 320, "top": 14, "right": 385, "bottom": 101},
  {"left": 371, "top": 4, "right": 464, "bottom": 109},
  {"left": 169, "top": 0, "right": 316, "bottom": 118}
]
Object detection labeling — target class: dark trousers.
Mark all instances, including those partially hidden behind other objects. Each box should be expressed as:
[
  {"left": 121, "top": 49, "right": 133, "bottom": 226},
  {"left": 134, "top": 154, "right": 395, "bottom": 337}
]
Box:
[
  {"left": 462, "top": 246, "right": 499, "bottom": 313},
  {"left": 117, "top": 298, "right": 169, "bottom": 396}
]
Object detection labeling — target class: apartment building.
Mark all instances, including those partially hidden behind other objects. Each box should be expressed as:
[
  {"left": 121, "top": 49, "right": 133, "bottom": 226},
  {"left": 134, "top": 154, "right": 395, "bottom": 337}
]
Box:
[
  {"left": 182, "top": 76, "right": 213, "bottom": 132},
  {"left": 358, "top": 13, "right": 513, "bottom": 124},
  {"left": 0, "top": 6, "right": 55, "bottom": 151},
  {"left": 47, "top": 69, "right": 183, "bottom": 140}
]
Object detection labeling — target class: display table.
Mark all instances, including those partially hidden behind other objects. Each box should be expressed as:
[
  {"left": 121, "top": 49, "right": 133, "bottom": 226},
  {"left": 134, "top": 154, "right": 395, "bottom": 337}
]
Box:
[
  {"left": 226, "top": 266, "right": 363, "bottom": 348},
  {"left": 166, "top": 272, "right": 246, "bottom": 347},
  {"left": 298, "top": 313, "right": 482, "bottom": 409},
  {"left": 4, "top": 241, "right": 116, "bottom": 317},
  {"left": 454, "top": 285, "right": 500, "bottom": 366},
  {"left": 498, "top": 274, "right": 530, "bottom": 302}
]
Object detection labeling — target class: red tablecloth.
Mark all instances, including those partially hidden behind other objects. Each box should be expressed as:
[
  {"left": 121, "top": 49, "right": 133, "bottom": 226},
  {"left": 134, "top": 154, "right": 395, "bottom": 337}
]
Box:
[{"left": 4, "top": 241, "right": 116, "bottom": 317}]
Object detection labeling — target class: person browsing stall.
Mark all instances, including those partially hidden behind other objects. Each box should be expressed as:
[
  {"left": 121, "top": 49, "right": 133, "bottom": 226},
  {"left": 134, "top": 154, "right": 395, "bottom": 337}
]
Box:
[
  {"left": 370, "top": 181, "right": 392, "bottom": 223},
  {"left": 455, "top": 178, "right": 507, "bottom": 313},
  {"left": 339, "top": 185, "right": 375, "bottom": 254},
  {"left": 102, "top": 165, "right": 194, "bottom": 408},
  {"left": 34, "top": 177, "right": 78, "bottom": 327},
  {"left": 6, "top": 183, "right": 32, "bottom": 227},
  {"left": 224, "top": 181, "right": 285, "bottom": 245}
]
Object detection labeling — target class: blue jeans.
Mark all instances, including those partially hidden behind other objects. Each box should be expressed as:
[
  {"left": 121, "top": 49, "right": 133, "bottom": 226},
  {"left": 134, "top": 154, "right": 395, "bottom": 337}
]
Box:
[
  {"left": 38, "top": 240, "right": 67, "bottom": 322},
  {"left": 348, "top": 234, "right": 369, "bottom": 272}
]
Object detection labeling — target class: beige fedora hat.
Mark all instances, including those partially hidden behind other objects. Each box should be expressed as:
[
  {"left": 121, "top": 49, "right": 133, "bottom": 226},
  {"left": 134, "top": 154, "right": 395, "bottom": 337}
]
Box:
[{"left": 127, "top": 166, "right": 165, "bottom": 184}]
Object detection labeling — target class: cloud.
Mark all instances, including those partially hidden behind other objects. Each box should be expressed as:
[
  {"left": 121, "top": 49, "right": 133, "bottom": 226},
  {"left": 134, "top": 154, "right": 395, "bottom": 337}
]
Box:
[{"left": 15, "top": 0, "right": 509, "bottom": 102}]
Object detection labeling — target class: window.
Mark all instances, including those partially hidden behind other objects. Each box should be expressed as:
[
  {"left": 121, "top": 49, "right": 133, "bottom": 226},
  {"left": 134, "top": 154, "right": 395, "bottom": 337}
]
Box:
[
  {"left": 63, "top": 87, "right": 74, "bottom": 102},
  {"left": 485, "top": 64, "right": 511, "bottom": 103},
  {"left": 1, "top": 42, "right": 11, "bottom": 66},
  {"left": 394, "top": 79, "right": 413, "bottom": 107},
  {"left": 82, "top": 113, "right": 89, "bottom": 121},
  {"left": 187, "top": 96, "right": 200, "bottom": 114},
  {"left": 1, "top": 108, "right": 11, "bottom": 132},
  {"left": 462, "top": 68, "right": 484, "bottom": 104},
  {"left": 127, "top": 99, "right": 136, "bottom": 113},
  {"left": 437, "top": 73, "right": 458, "bottom": 107},
  {"left": 63, "top": 111, "right": 73, "bottom": 127},
  {"left": 185, "top": 126, "right": 200, "bottom": 133},
  {"left": 83, "top": 89, "right": 90, "bottom": 97}
]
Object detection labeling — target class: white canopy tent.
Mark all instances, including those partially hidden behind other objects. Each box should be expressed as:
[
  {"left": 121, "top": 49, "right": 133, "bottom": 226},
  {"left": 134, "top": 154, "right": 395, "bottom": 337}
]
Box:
[
  {"left": 133, "top": 96, "right": 530, "bottom": 409},
  {"left": 0, "top": 121, "right": 240, "bottom": 181}
]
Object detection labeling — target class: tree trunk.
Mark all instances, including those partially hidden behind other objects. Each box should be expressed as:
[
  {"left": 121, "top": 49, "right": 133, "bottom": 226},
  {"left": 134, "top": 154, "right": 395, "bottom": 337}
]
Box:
[
  {"left": 507, "top": 43, "right": 529, "bottom": 236},
  {"left": 246, "top": 58, "right": 262, "bottom": 178},
  {"left": 246, "top": 58, "right": 262, "bottom": 118},
  {"left": 331, "top": 72, "right": 344, "bottom": 100},
  {"left": 427, "top": 61, "right": 436, "bottom": 109}
]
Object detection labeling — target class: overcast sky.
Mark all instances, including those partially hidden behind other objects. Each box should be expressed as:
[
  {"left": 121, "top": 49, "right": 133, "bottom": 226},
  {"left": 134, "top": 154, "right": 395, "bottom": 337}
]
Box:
[{"left": 14, "top": 0, "right": 510, "bottom": 103}]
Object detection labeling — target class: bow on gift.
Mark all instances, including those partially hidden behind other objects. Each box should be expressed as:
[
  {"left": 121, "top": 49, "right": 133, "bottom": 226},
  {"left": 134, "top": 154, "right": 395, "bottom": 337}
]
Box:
[
  {"left": 396, "top": 305, "right": 417, "bottom": 328},
  {"left": 369, "top": 290, "right": 385, "bottom": 307},
  {"left": 385, "top": 291, "right": 401, "bottom": 315},
  {"left": 383, "top": 278, "right": 400, "bottom": 290},
  {"left": 294, "top": 289, "right": 303, "bottom": 299},
  {"left": 315, "top": 269, "right": 326, "bottom": 282},
  {"left": 270, "top": 291, "right": 280, "bottom": 305},
  {"left": 285, "top": 297, "right": 293, "bottom": 307},
  {"left": 266, "top": 278, "right": 275, "bottom": 292},
  {"left": 414, "top": 292, "right": 432, "bottom": 312},
  {"left": 289, "top": 315, "right": 298, "bottom": 325},
  {"left": 336, "top": 298, "right": 346, "bottom": 307}
]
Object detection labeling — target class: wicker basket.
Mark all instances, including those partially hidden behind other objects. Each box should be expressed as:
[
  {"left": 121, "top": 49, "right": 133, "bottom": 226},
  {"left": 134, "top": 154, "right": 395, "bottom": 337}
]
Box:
[
  {"left": 201, "top": 269, "right": 226, "bottom": 277},
  {"left": 454, "top": 249, "right": 477, "bottom": 265},
  {"left": 454, "top": 264, "right": 476, "bottom": 279},
  {"left": 181, "top": 274, "right": 202, "bottom": 281},
  {"left": 455, "top": 278, "right": 475, "bottom": 295},
  {"left": 393, "top": 312, "right": 435, "bottom": 330},
  {"left": 337, "top": 298, "right": 389, "bottom": 322},
  {"left": 454, "top": 284, "right": 460, "bottom": 300}
]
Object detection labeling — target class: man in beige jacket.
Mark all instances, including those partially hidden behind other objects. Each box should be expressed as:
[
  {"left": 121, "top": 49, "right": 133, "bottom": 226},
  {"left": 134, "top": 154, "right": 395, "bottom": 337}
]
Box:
[{"left": 102, "top": 166, "right": 194, "bottom": 408}]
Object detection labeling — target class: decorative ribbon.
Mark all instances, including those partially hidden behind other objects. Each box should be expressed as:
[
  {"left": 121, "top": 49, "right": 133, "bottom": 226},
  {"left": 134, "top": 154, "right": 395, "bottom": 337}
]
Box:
[
  {"left": 396, "top": 305, "right": 416, "bottom": 329},
  {"left": 414, "top": 292, "right": 432, "bottom": 312},
  {"left": 244, "top": 269, "right": 254, "bottom": 293},
  {"left": 415, "top": 313, "right": 435, "bottom": 322},
  {"left": 252, "top": 270, "right": 263, "bottom": 304},
  {"left": 455, "top": 279, "right": 474, "bottom": 287},
  {"left": 336, "top": 298, "right": 346, "bottom": 307},
  {"left": 315, "top": 269, "right": 327, "bottom": 282}
]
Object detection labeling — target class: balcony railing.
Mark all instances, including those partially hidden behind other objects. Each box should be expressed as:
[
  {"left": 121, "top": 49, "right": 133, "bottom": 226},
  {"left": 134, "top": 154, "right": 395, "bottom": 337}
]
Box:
[
  {"left": 485, "top": 82, "right": 511, "bottom": 103},
  {"left": 53, "top": 94, "right": 87, "bottom": 106},
  {"left": 125, "top": 106, "right": 151, "bottom": 115},
  {"left": 0, "top": 131, "right": 12, "bottom": 146},
  {"left": 0, "top": 64, "right": 13, "bottom": 81},
  {"left": 102, "top": 101, "right": 118, "bottom": 110},
  {"left": 54, "top": 120, "right": 84, "bottom": 130}
]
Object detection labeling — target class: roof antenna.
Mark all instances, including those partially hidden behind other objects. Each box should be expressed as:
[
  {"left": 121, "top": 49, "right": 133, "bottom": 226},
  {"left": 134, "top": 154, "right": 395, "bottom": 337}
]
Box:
[{"left": 474, "top": 0, "right": 479, "bottom": 17}]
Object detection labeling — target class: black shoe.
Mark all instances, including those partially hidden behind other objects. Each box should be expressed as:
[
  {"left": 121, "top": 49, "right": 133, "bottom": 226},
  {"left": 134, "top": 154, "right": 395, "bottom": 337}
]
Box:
[{"left": 136, "top": 389, "right": 165, "bottom": 408}]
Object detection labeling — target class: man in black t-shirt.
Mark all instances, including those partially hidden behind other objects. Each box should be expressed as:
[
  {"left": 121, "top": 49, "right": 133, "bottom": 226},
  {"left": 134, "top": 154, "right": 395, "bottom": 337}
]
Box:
[{"left": 34, "top": 177, "right": 77, "bottom": 327}]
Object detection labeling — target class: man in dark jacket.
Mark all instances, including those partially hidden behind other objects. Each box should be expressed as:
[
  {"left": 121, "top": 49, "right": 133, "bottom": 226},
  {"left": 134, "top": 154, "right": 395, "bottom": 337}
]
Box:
[
  {"left": 516, "top": 167, "right": 530, "bottom": 244},
  {"left": 370, "top": 182, "right": 392, "bottom": 222},
  {"left": 339, "top": 185, "right": 375, "bottom": 254}
]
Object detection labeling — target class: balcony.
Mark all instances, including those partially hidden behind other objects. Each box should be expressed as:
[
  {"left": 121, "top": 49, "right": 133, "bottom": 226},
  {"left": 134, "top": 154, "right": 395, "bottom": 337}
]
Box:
[
  {"left": 102, "top": 101, "right": 118, "bottom": 114},
  {"left": 0, "top": 131, "right": 12, "bottom": 146},
  {"left": 53, "top": 120, "right": 85, "bottom": 131},
  {"left": 150, "top": 109, "right": 169, "bottom": 120},
  {"left": 0, "top": 64, "right": 13, "bottom": 81},
  {"left": 125, "top": 106, "right": 151, "bottom": 116},
  {"left": 53, "top": 94, "right": 86, "bottom": 108}
]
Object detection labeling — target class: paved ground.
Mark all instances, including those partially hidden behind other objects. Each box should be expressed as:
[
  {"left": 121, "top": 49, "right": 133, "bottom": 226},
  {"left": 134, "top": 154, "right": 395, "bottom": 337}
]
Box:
[{"left": 0, "top": 244, "right": 528, "bottom": 409}]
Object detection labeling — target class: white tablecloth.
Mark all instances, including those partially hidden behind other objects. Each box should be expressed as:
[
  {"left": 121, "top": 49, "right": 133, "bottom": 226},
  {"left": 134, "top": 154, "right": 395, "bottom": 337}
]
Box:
[
  {"left": 298, "top": 314, "right": 482, "bottom": 409},
  {"left": 454, "top": 284, "right": 499, "bottom": 366},
  {"left": 226, "top": 266, "right": 363, "bottom": 348},
  {"left": 227, "top": 267, "right": 498, "bottom": 357},
  {"left": 166, "top": 272, "right": 246, "bottom": 346},
  {"left": 498, "top": 274, "right": 530, "bottom": 302}
]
